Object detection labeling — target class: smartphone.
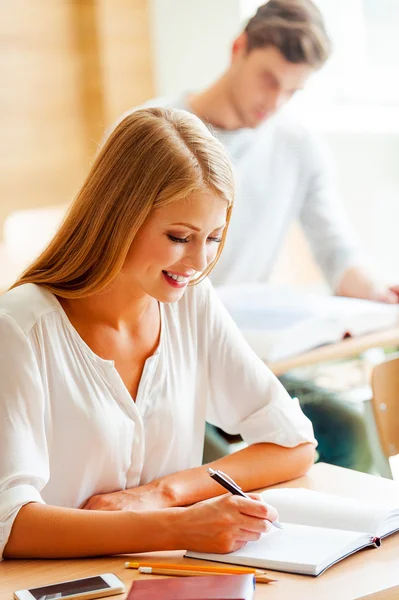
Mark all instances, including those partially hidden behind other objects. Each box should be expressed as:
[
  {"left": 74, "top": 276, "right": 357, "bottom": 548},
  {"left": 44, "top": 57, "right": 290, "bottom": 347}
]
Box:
[{"left": 14, "top": 573, "right": 125, "bottom": 600}]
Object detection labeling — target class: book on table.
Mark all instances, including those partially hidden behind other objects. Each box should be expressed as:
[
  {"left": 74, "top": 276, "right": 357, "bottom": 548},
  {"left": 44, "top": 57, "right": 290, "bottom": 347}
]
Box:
[
  {"left": 126, "top": 573, "right": 255, "bottom": 599},
  {"left": 185, "top": 488, "right": 399, "bottom": 576},
  {"left": 216, "top": 284, "right": 399, "bottom": 361}
]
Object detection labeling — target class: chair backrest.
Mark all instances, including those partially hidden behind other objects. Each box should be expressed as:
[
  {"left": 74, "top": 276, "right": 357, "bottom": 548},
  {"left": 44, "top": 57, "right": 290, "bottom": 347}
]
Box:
[{"left": 371, "top": 357, "right": 399, "bottom": 458}]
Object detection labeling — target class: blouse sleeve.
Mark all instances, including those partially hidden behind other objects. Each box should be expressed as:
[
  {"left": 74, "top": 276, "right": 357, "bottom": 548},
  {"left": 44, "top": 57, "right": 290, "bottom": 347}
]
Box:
[
  {"left": 0, "top": 313, "right": 48, "bottom": 560},
  {"left": 199, "top": 280, "right": 317, "bottom": 448}
]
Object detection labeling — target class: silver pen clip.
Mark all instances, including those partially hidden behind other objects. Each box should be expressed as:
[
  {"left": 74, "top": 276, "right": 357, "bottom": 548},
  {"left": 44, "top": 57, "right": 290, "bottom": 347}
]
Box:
[{"left": 216, "top": 469, "right": 244, "bottom": 491}]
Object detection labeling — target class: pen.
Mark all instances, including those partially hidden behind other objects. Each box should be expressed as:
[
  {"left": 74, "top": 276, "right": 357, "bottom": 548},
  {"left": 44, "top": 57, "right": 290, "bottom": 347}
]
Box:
[
  {"left": 137, "top": 566, "right": 277, "bottom": 584},
  {"left": 124, "top": 561, "right": 267, "bottom": 575},
  {"left": 208, "top": 467, "right": 283, "bottom": 530}
]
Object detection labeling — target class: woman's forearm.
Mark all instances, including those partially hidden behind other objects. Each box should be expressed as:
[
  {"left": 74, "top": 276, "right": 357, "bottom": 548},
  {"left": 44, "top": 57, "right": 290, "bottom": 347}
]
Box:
[
  {"left": 4, "top": 501, "right": 180, "bottom": 559},
  {"left": 214, "top": 441, "right": 315, "bottom": 490},
  {"left": 148, "top": 442, "right": 315, "bottom": 508},
  {"left": 4, "top": 491, "right": 282, "bottom": 559}
]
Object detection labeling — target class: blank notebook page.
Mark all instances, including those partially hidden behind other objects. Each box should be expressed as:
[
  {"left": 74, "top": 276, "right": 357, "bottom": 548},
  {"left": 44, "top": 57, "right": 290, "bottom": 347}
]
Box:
[
  {"left": 190, "top": 525, "right": 369, "bottom": 576},
  {"left": 261, "top": 488, "right": 393, "bottom": 534}
]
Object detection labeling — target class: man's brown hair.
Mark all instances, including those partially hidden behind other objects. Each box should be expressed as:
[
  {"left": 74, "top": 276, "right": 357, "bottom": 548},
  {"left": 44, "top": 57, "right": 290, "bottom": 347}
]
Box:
[{"left": 244, "top": 0, "right": 331, "bottom": 68}]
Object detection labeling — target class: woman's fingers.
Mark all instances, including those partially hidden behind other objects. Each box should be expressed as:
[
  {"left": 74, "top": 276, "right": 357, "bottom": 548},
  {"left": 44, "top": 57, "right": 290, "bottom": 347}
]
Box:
[
  {"left": 174, "top": 493, "right": 278, "bottom": 554},
  {"left": 261, "top": 501, "right": 279, "bottom": 525},
  {"left": 238, "top": 512, "right": 272, "bottom": 534},
  {"left": 246, "top": 492, "right": 263, "bottom": 502},
  {"left": 237, "top": 530, "right": 263, "bottom": 543},
  {"left": 234, "top": 495, "right": 279, "bottom": 525}
]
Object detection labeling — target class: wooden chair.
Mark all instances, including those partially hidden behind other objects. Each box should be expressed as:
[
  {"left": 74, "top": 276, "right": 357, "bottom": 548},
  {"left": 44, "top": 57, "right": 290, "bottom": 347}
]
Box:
[{"left": 371, "top": 357, "right": 399, "bottom": 479}]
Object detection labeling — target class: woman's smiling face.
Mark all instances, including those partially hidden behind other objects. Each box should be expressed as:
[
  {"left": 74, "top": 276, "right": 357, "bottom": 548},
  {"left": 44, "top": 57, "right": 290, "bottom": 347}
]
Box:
[{"left": 122, "top": 191, "right": 228, "bottom": 302}]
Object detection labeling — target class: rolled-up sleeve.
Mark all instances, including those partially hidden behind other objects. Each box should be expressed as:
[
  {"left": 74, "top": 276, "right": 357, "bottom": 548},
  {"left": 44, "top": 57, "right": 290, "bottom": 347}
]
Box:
[
  {"left": 0, "top": 313, "right": 48, "bottom": 559},
  {"left": 201, "top": 281, "right": 317, "bottom": 447}
]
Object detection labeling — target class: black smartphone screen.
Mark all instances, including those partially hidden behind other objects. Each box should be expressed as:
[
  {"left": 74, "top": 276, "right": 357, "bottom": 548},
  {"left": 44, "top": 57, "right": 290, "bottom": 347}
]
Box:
[{"left": 29, "top": 576, "right": 110, "bottom": 599}]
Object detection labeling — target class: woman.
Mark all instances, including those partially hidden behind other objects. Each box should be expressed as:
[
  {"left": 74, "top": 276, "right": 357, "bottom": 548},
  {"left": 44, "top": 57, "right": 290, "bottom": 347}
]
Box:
[{"left": 0, "top": 108, "right": 315, "bottom": 560}]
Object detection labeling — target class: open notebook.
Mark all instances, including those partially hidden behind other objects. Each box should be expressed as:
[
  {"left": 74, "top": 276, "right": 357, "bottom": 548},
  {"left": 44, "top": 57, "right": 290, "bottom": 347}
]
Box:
[
  {"left": 186, "top": 488, "right": 399, "bottom": 576},
  {"left": 216, "top": 284, "right": 399, "bottom": 361}
]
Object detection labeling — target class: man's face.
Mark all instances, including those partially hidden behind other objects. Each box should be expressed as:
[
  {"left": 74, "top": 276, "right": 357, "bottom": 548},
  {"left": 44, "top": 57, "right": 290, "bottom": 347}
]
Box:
[{"left": 229, "top": 40, "right": 315, "bottom": 128}]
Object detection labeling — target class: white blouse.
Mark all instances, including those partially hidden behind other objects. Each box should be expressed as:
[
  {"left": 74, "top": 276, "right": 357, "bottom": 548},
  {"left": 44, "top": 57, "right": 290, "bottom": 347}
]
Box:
[{"left": 0, "top": 281, "right": 315, "bottom": 558}]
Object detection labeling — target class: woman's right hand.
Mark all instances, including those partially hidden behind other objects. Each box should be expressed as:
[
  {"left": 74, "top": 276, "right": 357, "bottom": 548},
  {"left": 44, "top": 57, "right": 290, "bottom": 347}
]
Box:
[{"left": 175, "top": 493, "right": 278, "bottom": 554}]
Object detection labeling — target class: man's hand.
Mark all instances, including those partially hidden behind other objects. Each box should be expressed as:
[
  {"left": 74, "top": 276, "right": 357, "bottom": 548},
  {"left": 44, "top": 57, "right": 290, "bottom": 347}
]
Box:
[
  {"left": 337, "top": 267, "right": 399, "bottom": 304},
  {"left": 386, "top": 285, "right": 399, "bottom": 303}
]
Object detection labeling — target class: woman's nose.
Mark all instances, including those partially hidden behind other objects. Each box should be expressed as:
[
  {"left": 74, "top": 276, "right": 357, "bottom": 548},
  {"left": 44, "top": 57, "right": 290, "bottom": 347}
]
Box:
[{"left": 185, "top": 242, "right": 210, "bottom": 273}]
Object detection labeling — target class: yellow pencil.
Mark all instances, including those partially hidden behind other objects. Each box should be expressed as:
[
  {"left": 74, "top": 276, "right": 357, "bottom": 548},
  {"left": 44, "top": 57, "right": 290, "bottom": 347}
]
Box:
[
  {"left": 124, "top": 561, "right": 266, "bottom": 575},
  {"left": 137, "top": 566, "right": 277, "bottom": 584}
]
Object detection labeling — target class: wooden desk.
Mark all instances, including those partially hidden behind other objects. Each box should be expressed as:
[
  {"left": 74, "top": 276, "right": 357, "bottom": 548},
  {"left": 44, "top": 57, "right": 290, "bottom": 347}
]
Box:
[
  {"left": 2, "top": 464, "right": 399, "bottom": 600},
  {"left": 268, "top": 326, "right": 399, "bottom": 376}
]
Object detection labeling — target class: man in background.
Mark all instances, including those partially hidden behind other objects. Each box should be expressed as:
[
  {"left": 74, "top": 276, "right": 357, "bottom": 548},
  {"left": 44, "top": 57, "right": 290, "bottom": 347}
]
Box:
[{"left": 113, "top": 0, "right": 399, "bottom": 471}]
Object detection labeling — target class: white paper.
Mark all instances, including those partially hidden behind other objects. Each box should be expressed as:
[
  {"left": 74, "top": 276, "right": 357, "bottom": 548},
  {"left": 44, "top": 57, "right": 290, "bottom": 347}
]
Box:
[{"left": 216, "top": 284, "right": 399, "bottom": 360}]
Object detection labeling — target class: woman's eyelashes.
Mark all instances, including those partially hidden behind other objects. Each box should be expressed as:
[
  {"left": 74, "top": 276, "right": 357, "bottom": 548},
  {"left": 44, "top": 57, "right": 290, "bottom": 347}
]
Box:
[
  {"left": 167, "top": 234, "right": 190, "bottom": 243},
  {"left": 167, "top": 234, "right": 222, "bottom": 244}
]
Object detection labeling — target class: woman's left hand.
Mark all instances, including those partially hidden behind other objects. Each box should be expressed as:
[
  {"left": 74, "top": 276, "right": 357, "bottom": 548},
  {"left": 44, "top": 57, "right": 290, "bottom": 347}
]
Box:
[{"left": 81, "top": 482, "right": 175, "bottom": 511}]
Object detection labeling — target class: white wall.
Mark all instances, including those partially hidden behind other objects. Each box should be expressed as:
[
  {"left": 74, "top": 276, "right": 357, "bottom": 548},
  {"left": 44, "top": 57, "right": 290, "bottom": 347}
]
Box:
[
  {"left": 149, "top": 0, "right": 242, "bottom": 96},
  {"left": 326, "top": 131, "right": 399, "bottom": 282},
  {"left": 149, "top": 1, "right": 399, "bottom": 286}
]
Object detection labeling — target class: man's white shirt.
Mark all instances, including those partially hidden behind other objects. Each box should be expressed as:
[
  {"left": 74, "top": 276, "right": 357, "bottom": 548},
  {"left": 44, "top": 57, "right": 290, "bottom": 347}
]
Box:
[{"left": 116, "top": 95, "right": 364, "bottom": 291}]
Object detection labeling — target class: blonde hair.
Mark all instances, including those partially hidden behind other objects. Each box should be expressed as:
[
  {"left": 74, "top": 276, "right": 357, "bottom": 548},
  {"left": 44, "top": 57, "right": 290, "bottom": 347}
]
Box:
[
  {"left": 244, "top": 0, "right": 331, "bottom": 69},
  {"left": 12, "top": 108, "right": 234, "bottom": 298}
]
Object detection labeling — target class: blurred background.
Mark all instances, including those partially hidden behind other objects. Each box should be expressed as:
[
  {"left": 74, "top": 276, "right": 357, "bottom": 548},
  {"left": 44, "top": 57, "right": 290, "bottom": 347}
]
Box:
[{"left": 0, "top": 0, "right": 398, "bottom": 290}]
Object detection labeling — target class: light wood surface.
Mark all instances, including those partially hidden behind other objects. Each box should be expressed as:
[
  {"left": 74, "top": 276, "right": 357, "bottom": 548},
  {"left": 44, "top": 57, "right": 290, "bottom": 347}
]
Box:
[
  {"left": 0, "top": 0, "right": 154, "bottom": 235},
  {"left": 97, "top": 0, "right": 155, "bottom": 127},
  {"left": 268, "top": 326, "right": 399, "bottom": 376},
  {"left": 0, "top": 0, "right": 89, "bottom": 232},
  {"left": 71, "top": 0, "right": 106, "bottom": 152},
  {"left": 2, "top": 464, "right": 399, "bottom": 600},
  {"left": 359, "top": 587, "right": 399, "bottom": 600}
]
